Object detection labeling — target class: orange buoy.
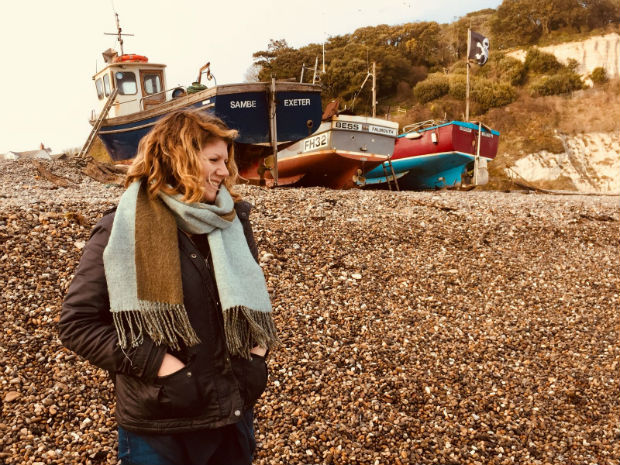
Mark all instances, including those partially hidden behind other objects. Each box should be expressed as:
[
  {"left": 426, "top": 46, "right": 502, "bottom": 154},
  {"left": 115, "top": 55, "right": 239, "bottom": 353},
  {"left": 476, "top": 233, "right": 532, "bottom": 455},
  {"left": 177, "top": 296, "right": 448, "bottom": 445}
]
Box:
[{"left": 113, "top": 54, "right": 148, "bottom": 63}]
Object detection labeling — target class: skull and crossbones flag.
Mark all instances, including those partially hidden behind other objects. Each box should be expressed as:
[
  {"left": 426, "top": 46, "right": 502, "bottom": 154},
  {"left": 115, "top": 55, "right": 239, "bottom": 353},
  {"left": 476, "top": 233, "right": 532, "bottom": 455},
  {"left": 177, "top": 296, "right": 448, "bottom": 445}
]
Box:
[{"left": 468, "top": 30, "right": 489, "bottom": 66}]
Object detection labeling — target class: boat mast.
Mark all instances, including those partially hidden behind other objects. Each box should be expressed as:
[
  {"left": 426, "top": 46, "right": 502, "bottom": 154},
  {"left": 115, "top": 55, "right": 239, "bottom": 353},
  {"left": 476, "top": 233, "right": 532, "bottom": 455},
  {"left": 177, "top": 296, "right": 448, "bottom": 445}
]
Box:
[
  {"left": 104, "top": 12, "right": 134, "bottom": 55},
  {"left": 351, "top": 68, "right": 371, "bottom": 112},
  {"left": 372, "top": 61, "right": 376, "bottom": 117},
  {"left": 269, "top": 77, "right": 279, "bottom": 186}
]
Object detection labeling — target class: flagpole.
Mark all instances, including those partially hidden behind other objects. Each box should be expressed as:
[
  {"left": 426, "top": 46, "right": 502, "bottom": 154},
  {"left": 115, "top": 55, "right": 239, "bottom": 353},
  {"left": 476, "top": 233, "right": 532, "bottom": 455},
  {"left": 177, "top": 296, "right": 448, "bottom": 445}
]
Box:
[{"left": 466, "top": 28, "right": 470, "bottom": 122}]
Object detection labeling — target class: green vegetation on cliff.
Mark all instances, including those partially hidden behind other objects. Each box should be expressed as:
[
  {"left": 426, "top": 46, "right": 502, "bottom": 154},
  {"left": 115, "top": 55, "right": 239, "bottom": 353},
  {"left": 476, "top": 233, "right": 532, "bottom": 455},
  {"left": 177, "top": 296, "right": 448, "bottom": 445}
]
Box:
[{"left": 251, "top": 0, "right": 618, "bottom": 121}]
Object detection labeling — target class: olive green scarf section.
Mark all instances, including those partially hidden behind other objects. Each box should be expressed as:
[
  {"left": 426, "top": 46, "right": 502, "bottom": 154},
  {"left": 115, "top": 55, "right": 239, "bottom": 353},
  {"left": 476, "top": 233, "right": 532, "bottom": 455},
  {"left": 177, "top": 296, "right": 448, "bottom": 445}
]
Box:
[{"left": 103, "top": 181, "right": 277, "bottom": 357}]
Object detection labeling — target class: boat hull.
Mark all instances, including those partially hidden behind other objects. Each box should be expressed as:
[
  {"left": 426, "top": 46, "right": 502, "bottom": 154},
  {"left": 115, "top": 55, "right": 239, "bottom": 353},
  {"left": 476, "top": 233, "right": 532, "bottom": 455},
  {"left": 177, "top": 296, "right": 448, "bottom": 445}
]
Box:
[
  {"left": 95, "top": 83, "right": 322, "bottom": 162},
  {"left": 363, "top": 121, "right": 500, "bottom": 189},
  {"left": 240, "top": 115, "right": 398, "bottom": 188}
]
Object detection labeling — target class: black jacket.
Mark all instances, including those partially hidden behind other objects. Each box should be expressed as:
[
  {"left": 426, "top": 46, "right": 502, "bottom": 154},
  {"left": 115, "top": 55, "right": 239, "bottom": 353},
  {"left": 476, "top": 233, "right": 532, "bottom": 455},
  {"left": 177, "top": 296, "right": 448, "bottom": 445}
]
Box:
[{"left": 59, "top": 201, "right": 268, "bottom": 433}]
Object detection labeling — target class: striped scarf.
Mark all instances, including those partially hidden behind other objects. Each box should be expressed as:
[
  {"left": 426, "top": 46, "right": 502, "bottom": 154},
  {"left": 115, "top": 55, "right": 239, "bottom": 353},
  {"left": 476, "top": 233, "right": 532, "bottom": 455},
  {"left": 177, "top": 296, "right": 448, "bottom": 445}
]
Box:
[{"left": 103, "top": 181, "right": 277, "bottom": 358}]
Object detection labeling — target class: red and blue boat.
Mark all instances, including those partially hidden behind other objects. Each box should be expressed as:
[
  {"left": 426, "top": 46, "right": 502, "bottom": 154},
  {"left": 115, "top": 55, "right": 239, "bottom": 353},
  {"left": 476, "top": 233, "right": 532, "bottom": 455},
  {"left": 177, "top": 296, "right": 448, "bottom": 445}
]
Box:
[{"left": 362, "top": 120, "right": 500, "bottom": 189}]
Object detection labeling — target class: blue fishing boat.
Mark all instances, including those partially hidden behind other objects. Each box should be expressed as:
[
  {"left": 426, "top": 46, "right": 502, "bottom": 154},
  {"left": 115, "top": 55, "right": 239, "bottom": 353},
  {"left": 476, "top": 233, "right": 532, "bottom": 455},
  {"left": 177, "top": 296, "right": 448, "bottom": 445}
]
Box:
[
  {"left": 362, "top": 120, "right": 500, "bottom": 189},
  {"left": 84, "top": 15, "right": 323, "bottom": 184},
  {"left": 89, "top": 55, "right": 322, "bottom": 163}
]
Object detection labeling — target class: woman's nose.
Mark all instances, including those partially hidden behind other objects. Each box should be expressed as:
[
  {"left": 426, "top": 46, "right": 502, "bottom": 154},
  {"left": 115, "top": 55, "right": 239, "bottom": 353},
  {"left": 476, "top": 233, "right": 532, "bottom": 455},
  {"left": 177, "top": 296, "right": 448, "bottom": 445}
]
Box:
[{"left": 217, "top": 162, "right": 229, "bottom": 177}]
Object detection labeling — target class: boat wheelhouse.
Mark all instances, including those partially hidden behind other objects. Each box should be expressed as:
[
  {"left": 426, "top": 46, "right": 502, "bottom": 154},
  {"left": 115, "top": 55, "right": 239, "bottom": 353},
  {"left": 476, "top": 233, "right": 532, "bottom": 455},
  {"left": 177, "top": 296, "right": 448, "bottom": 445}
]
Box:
[{"left": 92, "top": 54, "right": 167, "bottom": 119}]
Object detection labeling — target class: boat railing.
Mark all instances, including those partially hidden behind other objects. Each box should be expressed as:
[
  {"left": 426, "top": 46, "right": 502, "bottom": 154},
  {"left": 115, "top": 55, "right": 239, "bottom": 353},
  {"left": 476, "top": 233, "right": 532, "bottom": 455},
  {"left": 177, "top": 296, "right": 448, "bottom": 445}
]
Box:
[
  {"left": 401, "top": 120, "right": 443, "bottom": 134},
  {"left": 91, "top": 85, "right": 197, "bottom": 121},
  {"left": 138, "top": 86, "right": 191, "bottom": 109},
  {"left": 469, "top": 120, "right": 494, "bottom": 134}
]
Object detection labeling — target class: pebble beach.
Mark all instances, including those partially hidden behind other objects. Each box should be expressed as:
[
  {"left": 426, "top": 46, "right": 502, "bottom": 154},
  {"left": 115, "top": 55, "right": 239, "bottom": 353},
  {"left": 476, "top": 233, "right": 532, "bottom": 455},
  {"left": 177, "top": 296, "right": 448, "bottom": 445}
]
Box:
[{"left": 1, "top": 158, "right": 619, "bottom": 465}]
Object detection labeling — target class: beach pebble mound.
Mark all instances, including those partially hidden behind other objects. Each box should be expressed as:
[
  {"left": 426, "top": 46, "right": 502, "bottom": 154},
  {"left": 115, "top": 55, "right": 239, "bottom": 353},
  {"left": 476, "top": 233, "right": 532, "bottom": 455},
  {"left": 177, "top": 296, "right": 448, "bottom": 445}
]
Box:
[{"left": 1, "top": 159, "right": 619, "bottom": 465}]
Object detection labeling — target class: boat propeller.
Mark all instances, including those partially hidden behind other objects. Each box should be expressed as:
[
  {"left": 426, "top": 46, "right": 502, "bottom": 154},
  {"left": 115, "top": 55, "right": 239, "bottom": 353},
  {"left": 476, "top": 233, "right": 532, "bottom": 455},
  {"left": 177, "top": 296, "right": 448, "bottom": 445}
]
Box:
[{"left": 352, "top": 168, "right": 366, "bottom": 185}]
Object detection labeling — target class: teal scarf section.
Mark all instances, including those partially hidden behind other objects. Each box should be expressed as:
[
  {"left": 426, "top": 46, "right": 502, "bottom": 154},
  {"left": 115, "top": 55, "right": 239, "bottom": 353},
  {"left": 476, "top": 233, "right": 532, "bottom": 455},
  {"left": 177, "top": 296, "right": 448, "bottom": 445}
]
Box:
[{"left": 103, "top": 181, "right": 277, "bottom": 357}]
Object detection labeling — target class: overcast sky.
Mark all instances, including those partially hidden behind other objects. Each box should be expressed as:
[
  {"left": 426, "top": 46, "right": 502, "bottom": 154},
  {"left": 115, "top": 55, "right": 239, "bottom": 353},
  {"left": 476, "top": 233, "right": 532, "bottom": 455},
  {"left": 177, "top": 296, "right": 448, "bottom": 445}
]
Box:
[{"left": 0, "top": 0, "right": 502, "bottom": 154}]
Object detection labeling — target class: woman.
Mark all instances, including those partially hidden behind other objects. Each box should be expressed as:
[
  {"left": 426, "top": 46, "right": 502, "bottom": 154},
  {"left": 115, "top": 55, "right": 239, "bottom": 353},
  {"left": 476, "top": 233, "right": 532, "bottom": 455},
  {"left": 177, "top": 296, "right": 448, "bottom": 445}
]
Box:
[{"left": 59, "top": 110, "right": 278, "bottom": 465}]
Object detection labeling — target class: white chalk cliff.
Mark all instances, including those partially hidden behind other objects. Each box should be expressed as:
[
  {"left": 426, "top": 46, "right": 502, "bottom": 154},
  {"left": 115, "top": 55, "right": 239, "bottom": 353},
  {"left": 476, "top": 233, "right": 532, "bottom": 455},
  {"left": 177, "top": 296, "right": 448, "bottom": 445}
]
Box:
[
  {"left": 507, "top": 32, "right": 620, "bottom": 83},
  {"left": 507, "top": 132, "right": 619, "bottom": 193},
  {"left": 504, "top": 34, "right": 619, "bottom": 193}
]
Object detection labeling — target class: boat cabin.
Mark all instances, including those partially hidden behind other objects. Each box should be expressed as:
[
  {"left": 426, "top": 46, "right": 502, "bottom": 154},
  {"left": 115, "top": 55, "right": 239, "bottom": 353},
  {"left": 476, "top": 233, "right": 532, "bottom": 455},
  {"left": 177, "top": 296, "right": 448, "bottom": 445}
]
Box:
[{"left": 92, "top": 54, "right": 167, "bottom": 119}]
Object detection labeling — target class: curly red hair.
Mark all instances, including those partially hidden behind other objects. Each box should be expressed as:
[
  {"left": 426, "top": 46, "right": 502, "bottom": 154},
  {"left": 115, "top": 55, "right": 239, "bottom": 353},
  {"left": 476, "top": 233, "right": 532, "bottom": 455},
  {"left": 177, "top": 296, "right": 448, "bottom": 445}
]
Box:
[{"left": 126, "top": 109, "right": 240, "bottom": 203}]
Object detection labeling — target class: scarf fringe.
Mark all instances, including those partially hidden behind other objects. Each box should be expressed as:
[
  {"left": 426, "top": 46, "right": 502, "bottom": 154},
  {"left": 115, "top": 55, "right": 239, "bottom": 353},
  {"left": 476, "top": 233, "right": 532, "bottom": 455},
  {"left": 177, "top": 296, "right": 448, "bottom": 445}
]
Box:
[
  {"left": 223, "top": 306, "right": 279, "bottom": 359},
  {"left": 113, "top": 302, "right": 201, "bottom": 351}
]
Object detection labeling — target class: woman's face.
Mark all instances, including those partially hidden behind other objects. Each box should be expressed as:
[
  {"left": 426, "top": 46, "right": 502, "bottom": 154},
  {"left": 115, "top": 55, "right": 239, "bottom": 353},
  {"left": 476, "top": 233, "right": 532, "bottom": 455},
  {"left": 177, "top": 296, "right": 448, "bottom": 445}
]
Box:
[{"left": 198, "top": 138, "right": 229, "bottom": 203}]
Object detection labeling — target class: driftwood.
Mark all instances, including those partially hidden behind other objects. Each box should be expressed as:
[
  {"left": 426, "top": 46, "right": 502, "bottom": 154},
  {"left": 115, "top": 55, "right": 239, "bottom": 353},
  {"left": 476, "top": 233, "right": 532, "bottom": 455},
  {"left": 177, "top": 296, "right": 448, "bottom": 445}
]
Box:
[
  {"left": 504, "top": 167, "right": 620, "bottom": 196},
  {"left": 31, "top": 160, "right": 76, "bottom": 188},
  {"left": 81, "top": 159, "right": 127, "bottom": 186},
  {"left": 510, "top": 178, "right": 620, "bottom": 196}
]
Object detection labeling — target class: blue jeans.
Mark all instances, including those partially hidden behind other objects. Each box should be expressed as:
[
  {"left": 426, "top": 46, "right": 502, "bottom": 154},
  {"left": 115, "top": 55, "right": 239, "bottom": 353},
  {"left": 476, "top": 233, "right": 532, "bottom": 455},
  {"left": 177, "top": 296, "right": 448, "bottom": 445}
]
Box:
[{"left": 118, "top": 410, "right": 256, "bottom": 465}]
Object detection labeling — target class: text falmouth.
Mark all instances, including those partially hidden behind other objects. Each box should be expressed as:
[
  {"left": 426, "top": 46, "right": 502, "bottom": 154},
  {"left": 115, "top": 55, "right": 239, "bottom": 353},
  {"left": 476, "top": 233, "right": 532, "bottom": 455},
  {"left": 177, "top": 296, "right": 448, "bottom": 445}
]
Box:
[{"left": 303, "top": 121, "right": 398, "bottom": 152}]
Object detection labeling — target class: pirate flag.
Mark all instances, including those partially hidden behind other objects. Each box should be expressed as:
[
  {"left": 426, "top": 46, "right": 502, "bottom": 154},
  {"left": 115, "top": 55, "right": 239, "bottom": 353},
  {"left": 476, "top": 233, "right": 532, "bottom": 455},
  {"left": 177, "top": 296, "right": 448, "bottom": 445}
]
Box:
[{"left": 468, "top": 30, "right": 489, "bottom": 66}]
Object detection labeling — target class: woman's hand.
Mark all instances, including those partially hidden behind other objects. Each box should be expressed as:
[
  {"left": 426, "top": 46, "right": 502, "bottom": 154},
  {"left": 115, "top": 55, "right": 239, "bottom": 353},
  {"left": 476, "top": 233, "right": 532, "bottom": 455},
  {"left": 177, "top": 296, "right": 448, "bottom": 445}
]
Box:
[
  {"left": 157, "top": 353, "right": 185, "bottom": 376},
  {"left": 250, "top": 345, "right": 267, "bottom": 357}
]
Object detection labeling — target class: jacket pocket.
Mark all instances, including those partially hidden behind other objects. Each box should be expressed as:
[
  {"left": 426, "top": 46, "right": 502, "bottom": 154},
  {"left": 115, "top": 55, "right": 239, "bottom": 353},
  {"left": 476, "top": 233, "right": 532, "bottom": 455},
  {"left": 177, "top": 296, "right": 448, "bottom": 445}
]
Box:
[
  {"left": 231, "top": 355, "right": 268, "bottom": 409},
  {"left": 156, "top": 362, "right": 203, "bottom": 416},
  {"left": 116, "top": 359, "right": 217, "bottom": 421},
  {"left": 115, "top": 373, "right": 164, "bottom": 420}
]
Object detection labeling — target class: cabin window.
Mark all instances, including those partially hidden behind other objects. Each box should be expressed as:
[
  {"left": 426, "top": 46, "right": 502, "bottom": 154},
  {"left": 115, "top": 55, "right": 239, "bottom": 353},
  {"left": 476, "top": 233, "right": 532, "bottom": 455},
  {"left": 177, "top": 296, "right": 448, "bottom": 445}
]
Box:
[
  {"left": 143, "top": 74, "right": 162, "bottom": 95},
  {"left": 95, "top": 78, "right": 104, "bottom": 100},
  {"left": 103, "top": 74, "right": 111, "bottom": 97},
  {"left": 115, "top": 71, "right": 138, "bottom": 95}
]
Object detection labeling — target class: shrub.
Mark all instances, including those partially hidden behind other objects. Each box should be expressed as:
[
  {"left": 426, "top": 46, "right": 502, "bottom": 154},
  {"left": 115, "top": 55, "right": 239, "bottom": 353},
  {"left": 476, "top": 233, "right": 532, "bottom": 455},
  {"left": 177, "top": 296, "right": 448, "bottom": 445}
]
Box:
[
  {"left": 472, "top": 78, "right": 517, "bottom": 112},
  {"left": 449, "top": 61, "right": 468, "bottom": 75},
  {"left": 413, "top": 73, "right": 450, "bottom": 103},
  {"left": 428, "top": 100, "right": 464, "bottom": 120},
  {"left": 410, "top": 66, "right": 429, "bottom": 85},
  {"left": 524, "top": 48, "right": 563, "bottom": 74},
  {"left": 497, "top": 56, "right": 527, "bottom": 86},
  {"left": 529, "top": 71, "right": 584, "bottom": 96},
  {"left": 590, "top": 67, "right": 608, "bottom": 85},
  {"left": 566, "top": 58, "right": 580, "bottom": 72},
  {"left": 474, "top": 53, "right": 526, "bottom": 87},
  {"left": 448, "top": 74, "right": 467, "bottom": 100}
]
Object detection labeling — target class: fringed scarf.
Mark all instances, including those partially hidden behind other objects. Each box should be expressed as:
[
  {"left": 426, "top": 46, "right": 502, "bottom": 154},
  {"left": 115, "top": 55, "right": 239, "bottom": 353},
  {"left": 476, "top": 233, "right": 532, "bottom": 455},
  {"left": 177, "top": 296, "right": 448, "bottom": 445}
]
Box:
[{"left": 103, "top": 181, "right": 278, "bottom": 358}]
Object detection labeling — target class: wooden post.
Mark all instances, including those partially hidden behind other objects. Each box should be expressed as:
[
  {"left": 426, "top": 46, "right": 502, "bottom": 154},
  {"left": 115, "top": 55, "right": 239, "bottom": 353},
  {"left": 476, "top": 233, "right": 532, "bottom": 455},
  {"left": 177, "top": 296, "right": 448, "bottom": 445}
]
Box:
[
  {"left": 388, "top": 159, "right": 400, "bottom": 191},
  {"left": 473, "top": 120, "right": 482, "bottom": 185},
  {"left": 372, "top": 62, "right": 377, "bottom": 118},
  {"left": 381, "top": 162, "right": 392, "bottom": 191},
  {"left": 269, "top": 77, "right": 279, "bottom": 186}
]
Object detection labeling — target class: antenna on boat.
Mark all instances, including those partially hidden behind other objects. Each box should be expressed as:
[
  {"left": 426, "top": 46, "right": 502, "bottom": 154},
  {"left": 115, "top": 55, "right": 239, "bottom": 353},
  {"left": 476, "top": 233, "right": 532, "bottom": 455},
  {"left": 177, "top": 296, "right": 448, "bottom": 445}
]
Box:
[
  {"left": 351, "top": 62, "right": 376, "bottom": 115},
  {"left": 104, "top": 12, "right": 134, "bottom": 55},
  {"left": 371, "top": 61, "right": 376, "bottom": 117}
]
